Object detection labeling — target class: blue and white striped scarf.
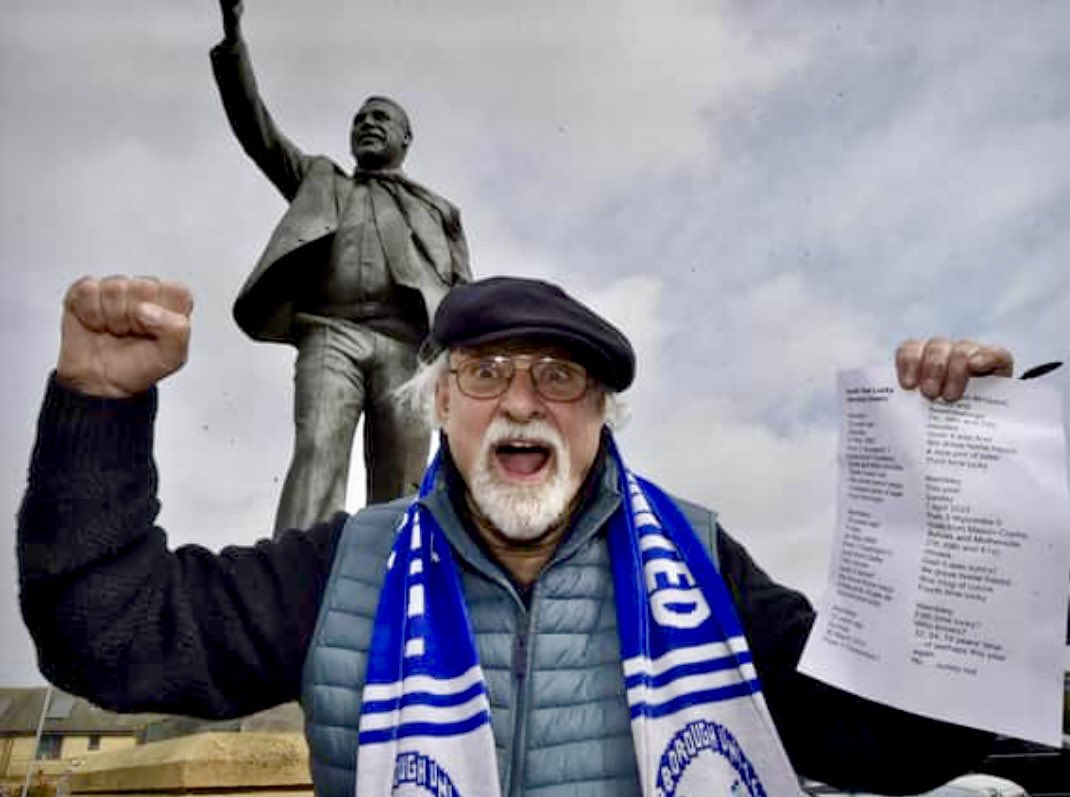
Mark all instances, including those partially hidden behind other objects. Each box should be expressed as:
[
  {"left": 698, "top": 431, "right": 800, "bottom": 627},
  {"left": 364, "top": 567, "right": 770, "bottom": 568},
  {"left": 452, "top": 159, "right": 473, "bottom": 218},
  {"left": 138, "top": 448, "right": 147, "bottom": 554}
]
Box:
[{"left": 356, "top": 439, "right": 804, "bottom": 796}]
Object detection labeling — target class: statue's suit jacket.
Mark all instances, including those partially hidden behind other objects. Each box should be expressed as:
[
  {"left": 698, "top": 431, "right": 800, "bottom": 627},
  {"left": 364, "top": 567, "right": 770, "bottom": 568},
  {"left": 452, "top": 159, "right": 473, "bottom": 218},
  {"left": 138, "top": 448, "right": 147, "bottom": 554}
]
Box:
[{"left": 210, "top": 40, "right": 471, "bottom": 345}]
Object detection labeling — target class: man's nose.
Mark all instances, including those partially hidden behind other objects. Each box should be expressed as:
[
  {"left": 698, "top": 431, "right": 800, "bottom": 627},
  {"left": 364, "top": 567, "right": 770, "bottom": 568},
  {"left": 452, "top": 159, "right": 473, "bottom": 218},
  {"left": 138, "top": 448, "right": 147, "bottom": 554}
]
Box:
[{"left": 498, "top": 368, "right": 544, "bottom": 421}]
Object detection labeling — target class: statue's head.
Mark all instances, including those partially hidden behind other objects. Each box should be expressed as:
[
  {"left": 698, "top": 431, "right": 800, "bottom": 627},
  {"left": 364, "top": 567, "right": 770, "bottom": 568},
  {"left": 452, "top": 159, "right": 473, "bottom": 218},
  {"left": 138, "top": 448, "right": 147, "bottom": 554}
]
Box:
[{"left": 351, "top": 96, "right": 412, "bottom": 170}]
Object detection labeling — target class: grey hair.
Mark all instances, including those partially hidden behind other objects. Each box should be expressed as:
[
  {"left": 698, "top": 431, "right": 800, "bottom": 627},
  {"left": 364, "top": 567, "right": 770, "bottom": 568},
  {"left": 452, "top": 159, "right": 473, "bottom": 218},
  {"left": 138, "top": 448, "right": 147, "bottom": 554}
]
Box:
[
  {"left": 393, "top": 351, "right": 630, "bottom": 430},
  {"left": 395, "top": 351, "right": 450, "bottom": 427}
]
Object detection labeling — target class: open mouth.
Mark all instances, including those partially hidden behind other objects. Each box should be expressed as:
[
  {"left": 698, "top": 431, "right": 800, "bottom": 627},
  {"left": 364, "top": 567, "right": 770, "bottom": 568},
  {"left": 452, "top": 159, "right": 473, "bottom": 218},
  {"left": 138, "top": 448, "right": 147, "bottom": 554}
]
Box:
[{"left": 493, "top": 440, "right": 553, "bottom": 480}]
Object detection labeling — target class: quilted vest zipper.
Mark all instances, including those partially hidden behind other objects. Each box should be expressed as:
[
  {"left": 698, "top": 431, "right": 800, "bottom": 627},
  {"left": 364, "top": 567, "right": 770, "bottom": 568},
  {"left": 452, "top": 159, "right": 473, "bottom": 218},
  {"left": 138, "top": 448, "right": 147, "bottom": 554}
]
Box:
[{"left": 506, "top": 590, "right": 537, "bottom": 797}]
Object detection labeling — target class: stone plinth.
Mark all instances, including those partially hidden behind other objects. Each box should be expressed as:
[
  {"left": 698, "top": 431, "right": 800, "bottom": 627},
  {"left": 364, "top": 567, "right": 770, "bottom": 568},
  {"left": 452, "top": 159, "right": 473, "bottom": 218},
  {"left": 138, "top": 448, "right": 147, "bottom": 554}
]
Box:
[{"left": 68, "top": 732, "right": 311, "bottom": 795}]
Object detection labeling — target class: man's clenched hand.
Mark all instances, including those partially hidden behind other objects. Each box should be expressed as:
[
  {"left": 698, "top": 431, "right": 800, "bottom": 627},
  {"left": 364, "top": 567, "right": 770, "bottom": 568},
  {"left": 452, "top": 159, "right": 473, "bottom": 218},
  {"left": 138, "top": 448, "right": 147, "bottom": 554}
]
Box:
[
  {"left": 56, "top": 276, "right": 193, "bottom": 398},
  {"left": 896, "top": 337, "right": 1014, "bottom": 402}
]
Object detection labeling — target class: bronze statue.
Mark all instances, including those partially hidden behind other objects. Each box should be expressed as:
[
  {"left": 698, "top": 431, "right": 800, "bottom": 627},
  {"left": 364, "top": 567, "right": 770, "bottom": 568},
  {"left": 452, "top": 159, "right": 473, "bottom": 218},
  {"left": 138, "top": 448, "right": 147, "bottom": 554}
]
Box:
[{"left": 211, "top": 0, "right": 471, "bottom": 536}]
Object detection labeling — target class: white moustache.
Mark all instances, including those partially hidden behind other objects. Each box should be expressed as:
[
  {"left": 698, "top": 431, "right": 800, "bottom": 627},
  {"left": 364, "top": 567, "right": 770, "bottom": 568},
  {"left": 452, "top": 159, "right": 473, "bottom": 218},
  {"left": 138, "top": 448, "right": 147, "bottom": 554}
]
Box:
[{"left": 481, "top": 418, "right": 565, "bottom": 459}]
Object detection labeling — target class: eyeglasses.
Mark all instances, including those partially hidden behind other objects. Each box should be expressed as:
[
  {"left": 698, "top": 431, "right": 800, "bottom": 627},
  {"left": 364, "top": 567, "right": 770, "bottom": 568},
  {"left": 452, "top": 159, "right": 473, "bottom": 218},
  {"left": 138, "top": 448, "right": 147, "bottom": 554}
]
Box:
[{"left": 450, "top": 355, "right": 591, "bottom": 402}]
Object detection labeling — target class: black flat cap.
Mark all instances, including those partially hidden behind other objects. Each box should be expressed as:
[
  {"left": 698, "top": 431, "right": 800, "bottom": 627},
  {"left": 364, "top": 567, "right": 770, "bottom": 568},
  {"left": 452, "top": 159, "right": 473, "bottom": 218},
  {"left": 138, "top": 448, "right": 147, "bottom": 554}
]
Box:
[{"left": 421, "top": 276, "right": 635, "bottom": 391}]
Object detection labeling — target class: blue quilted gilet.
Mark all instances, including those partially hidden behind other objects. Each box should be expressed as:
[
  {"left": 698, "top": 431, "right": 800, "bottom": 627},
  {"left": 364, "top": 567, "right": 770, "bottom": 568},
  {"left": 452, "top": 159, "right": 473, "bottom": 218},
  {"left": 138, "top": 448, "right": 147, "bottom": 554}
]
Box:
[{"left": 301, "top": 460, "right": 719, "bottom": 797}]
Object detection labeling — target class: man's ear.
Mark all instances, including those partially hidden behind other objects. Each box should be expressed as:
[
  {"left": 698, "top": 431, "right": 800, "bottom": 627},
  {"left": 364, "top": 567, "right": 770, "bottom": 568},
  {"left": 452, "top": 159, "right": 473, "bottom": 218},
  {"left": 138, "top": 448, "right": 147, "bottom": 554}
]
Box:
[
  {"left": 594, "top": 389, "right": 607, "bottom": 420},
  {"left": 434, "top": 378, "right": 449, "bottom": 426}
]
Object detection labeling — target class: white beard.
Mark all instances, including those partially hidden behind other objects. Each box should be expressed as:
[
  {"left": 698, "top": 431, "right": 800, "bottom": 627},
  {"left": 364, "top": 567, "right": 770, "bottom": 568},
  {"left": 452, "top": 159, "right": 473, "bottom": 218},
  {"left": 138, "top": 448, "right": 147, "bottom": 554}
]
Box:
[{"left": 469, "top": 417, "right": 577, "bottom": 541}]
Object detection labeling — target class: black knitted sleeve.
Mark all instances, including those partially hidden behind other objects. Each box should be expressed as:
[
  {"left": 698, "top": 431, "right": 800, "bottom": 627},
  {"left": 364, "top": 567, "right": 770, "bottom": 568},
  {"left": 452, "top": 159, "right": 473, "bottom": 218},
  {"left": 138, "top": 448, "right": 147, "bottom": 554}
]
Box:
[
  {"left": 716, "top": 525, "right": 993, "bottom": 794},
  {"left": 17, "top": 376, "right": 344, "bottom": 719}
]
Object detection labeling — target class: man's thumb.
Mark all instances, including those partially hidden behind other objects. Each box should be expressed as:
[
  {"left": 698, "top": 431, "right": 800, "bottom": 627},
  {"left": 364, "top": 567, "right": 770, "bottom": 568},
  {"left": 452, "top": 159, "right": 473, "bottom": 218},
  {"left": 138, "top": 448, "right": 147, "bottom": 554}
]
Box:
[
  {"left": 136, "top": 301, "right": 191, "bottom": 362},
  {"left": 137, "top": 302, "right": 164, "bottom": 328}
]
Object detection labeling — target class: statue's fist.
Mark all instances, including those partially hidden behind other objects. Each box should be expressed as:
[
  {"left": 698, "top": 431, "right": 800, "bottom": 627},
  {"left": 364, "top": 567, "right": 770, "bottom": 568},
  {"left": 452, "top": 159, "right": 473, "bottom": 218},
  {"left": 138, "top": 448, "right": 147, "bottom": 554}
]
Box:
[
  {"left": 56, "top": 276, "right": 194, "bottom": 398},
  {"left": 219, "top": 0, "right": 244, "bottom": 35}
]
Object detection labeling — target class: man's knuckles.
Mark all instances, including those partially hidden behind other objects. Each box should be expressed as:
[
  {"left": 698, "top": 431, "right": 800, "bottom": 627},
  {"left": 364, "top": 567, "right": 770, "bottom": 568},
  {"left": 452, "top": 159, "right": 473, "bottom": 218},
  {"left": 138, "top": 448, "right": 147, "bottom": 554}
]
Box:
[
  {"left": 100, "top": 280, "right": 136, "bottom": 335},
  {"left": 65, "top": 277, "right": 105, "bottom": 330},
  {"left": 64, "top": 276, "right": 192, "bottom": 337},
  {"left": 895, "top": 339, "right": 924, "bottom": 388},
  {"left": 896, "top": 337, "right": 1014, "bottom": 402}
]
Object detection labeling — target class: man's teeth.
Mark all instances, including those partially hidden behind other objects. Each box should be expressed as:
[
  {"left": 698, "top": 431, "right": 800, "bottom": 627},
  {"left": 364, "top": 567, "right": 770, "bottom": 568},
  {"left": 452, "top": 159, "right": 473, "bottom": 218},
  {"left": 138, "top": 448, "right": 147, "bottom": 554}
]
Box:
[{"left": 494, "top": 441, "right": 552, "bottom": 477}]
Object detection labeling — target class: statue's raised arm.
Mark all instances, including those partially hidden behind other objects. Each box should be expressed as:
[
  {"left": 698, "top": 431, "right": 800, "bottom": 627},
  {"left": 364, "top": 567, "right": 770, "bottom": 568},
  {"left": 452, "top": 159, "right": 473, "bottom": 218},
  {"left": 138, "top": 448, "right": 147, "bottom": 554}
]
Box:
[{"left": 211, "top": 0, "right": 308, "bottom": 200}]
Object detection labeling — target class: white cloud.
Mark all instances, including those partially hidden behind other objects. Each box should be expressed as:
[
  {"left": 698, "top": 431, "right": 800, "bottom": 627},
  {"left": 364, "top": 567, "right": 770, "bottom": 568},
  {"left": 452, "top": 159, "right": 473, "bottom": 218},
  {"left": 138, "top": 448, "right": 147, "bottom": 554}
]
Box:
[{"left": 712, "top": 272, "right": 883, "bottom": 414}]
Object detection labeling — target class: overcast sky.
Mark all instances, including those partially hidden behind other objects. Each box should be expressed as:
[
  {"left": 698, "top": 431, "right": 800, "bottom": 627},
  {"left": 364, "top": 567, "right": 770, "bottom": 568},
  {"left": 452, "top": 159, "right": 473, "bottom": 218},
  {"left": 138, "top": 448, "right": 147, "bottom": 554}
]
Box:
[{"left": 2, "top": 0, "right": 1069, "bottom": 686}]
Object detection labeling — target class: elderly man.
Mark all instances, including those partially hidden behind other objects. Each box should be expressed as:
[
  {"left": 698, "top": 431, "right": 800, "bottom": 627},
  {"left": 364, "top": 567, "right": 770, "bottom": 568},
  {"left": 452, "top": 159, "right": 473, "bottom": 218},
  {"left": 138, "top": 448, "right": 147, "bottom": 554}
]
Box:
[
  {"left": 20, "top": 275, "right": 1007, "bottom": 797},
  {"left": 211, "top": 0, "right": 471, "bottom": 534}
]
